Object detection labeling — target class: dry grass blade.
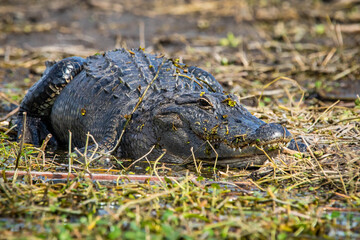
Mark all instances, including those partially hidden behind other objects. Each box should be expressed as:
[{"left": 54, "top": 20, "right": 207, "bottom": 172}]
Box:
[{"left": 258, "top": 77, "right": 305, "bottom": 109}]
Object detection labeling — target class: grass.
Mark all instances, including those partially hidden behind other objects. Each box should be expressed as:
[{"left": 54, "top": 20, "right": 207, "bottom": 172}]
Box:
[
  {"left": 0, "top": 89, "right": 359, "bottom": 239},
  {"left": 0, "top": 159, "right": 359, "bottom": 239}
]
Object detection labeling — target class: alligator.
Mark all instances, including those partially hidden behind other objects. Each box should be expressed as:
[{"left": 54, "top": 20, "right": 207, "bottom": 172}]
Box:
[{"left": 17, "top": 48, "right": 298, "bottom": 168}]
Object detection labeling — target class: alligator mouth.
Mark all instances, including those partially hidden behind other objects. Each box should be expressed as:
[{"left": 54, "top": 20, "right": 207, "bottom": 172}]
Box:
[
  {"left": 197, "top": 139, "right": 289, "bottom": 168},
  {"left": 207, "top": 136, "right": 288, "bottom": 148},
  {"left": 205, "top": 137, "right": 288, "bottom": 155},
  {"left": 194, "top": 123, "right": 292, "bottom": 167}
]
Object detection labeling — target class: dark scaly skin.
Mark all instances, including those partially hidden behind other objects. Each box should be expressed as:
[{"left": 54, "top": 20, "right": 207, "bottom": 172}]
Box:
[
  {"left": 17, "top": 57, "right": 86, "bottom": 145},
  {"left": 17, "top": 48, "right": 294, "bottom": 168}
]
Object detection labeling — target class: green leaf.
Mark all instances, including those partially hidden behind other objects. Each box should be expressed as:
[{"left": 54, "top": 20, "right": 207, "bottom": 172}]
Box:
[
  {"left": 315, "top": 80, "right": 322, "bottom": 89},
  {"left": 331, "top": 211, "right": 340, "bottom": 219},
  {"left": 315, "top": 24, "right": 325, "bottom": 35},
  {"left": 355, "top": 98, "right": 360, "bottom": 106},
  {"left": 221, "top": 57, "right": 228, "bottom": 66},
  {"left": 161, "top": 224, "right": 180, "bottom": 240},
  {"left": 183, "top": 213, "right": 209, "bottom": 222},
  {"left": 108, "top": 226, "right": 122, "bottom": 240},
  {"left": 277, "top": 232, "right": 288, "bottom": 240}
]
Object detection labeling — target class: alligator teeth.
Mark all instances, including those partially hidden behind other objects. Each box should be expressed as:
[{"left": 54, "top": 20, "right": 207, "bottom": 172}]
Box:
[
  {"left": 238, "top": 148, "right": 242, "bottom": 153},
  {"left": 233, "top": 148, "right": 236, "bottom": 151}
]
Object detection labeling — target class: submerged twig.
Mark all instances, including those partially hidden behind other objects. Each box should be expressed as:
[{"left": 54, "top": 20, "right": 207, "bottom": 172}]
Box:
[
  {"left": 125, "top": 145, "right": 155, "bottom": 170},
  {"left": 36, "top": 133, "right": 52, "bottom": 167},
  {"left": 206, "top": 140, "right": 219, "bottom": 176},
  {"left": 190, "top": 147, "right": 201, "bottom": 174},
  {"left": 15, "top": 112, "right": 26, "bottom": 170},
  {"left": 153, "top": 149, "right": 167, "bottom": 184},
  {"left": 0, "top": 106, "right": 19, "bottom": 122}
]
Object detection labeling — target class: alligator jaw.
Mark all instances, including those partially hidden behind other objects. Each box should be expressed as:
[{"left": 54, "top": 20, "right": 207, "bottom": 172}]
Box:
[
  {"left": 199, "top": 141, "right": 287, "bottom": 168},
  {"left": 196, "top": 122, "right": 292, "bottom": 167},
  {"left": 206, "top": 138, "right": 287, "bottom": 156},
  {"left": 205, "top": 154, "right": 276, "bottom": 168}
]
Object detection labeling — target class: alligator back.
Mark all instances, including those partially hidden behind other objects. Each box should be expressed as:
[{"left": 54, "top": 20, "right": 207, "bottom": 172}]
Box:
[{"left": 50, "top": 48, "right": 222, "bottom": 147}]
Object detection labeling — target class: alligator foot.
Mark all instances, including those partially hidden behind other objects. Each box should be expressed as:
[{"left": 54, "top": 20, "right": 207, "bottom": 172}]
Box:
[{"left": 17, "top": 114, "right": 57, "bottom": 146}]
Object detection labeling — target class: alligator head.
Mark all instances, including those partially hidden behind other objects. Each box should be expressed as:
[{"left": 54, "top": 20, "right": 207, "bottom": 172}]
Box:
[{"left": 152, "top": 92, "right": 292, "bottom": 168}]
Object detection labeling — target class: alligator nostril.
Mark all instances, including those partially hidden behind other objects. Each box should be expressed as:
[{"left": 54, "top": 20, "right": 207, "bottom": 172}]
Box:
[{"left": 253, "top": 123, "right": 292, "bottom": 143}]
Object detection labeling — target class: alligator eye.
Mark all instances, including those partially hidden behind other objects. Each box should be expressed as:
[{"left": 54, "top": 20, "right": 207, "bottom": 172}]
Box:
[{"left": 197, "top": 97, "right": 213, "bottom": 110}]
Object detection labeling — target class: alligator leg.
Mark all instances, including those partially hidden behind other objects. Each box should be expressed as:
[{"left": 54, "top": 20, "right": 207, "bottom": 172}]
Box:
[
  {"left": 17, "top": 57, "right": 86, "bottom": 146},
  {"left": 188, "top": 66, "right": 224, "bottom": 93},
  {"left": 72, "top": 114, "right": 127, "bottom": 162}
]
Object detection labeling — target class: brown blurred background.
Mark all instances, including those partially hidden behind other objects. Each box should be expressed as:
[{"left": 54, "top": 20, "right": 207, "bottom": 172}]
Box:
[{"left": 1, "top": 0, "right": 360, "bottom": 103}]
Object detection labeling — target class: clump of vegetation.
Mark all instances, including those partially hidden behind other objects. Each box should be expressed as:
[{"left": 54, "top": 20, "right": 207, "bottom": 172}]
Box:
[{"left": 219, "top": 32, "right": 241, "bottom": 48}]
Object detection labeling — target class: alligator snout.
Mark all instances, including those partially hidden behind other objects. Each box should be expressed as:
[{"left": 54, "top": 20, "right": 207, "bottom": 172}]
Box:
[
  {"left": 232, "top": 123, "right": 292, "bottom": 148},
  {"left": 251, "top": 123, "right": 292, "bottom": 144}
]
